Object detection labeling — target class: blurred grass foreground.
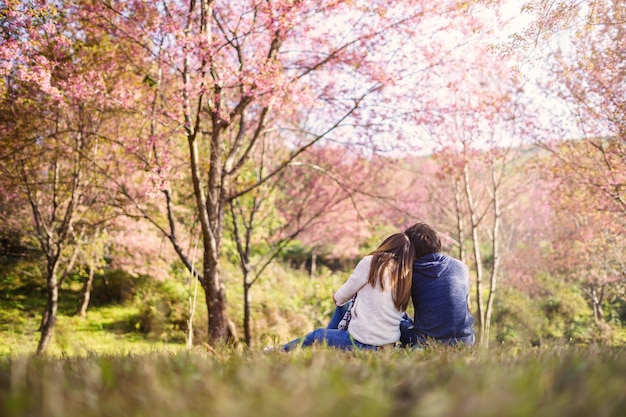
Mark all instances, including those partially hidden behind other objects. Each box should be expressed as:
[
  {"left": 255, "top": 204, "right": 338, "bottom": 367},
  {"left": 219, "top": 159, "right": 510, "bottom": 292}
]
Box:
[{"left": 1, "top": 345, "right": 625, "bottom": 417}]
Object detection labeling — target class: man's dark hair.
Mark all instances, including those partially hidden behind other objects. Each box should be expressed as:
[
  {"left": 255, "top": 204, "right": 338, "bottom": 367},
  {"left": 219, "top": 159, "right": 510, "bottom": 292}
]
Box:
[{"left": 404, "top": 222, "right": 441, "bottom": 259}]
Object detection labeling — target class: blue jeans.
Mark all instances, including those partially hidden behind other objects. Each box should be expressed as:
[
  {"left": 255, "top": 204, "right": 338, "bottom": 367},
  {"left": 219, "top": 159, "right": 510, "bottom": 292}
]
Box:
[
  {"left": 399, "top": 315, "right": 416, "bottom": 346},
  {"left": 399, "top": 315, "right": 476, "bottom": 347},
  {"left": 327, "top": 303, "right": 350, "bottom": 329},
  {"left": 326, "top": 307, "right": 475, "bottom": 348},
  {"left": 282, "top": 328, "right": 378, "bottom": 351}
]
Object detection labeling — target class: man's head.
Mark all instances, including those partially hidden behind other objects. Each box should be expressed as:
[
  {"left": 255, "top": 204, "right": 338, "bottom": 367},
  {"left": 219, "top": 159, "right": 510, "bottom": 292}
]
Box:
[{"left": 404, "top": 222, "right": 441, "bottom": 259}]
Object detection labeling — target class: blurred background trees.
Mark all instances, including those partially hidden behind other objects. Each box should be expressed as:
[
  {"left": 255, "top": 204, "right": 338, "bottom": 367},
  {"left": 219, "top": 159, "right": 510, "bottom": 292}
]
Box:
[{"left": 1, "top": 0, "right": 624, "bottom": 352}]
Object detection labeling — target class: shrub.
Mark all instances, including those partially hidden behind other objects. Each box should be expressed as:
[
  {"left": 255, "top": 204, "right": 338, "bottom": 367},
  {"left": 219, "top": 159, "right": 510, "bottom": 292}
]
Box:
[
  {"left": 88, "top": 269, "right": 142, "bottom": 305},
  {"left": 492, "top": 286, "right": 545, "bottom": 346},
  {"left": 490, "top": 274, "right": 616, "bottom": 346},
  {"left": 134, "top": 278, "right": 190, "bottom": 342}
]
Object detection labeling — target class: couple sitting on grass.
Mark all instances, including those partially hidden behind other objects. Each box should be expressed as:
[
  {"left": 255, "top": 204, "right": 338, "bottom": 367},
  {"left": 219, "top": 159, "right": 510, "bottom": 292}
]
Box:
[{"left": 281, "top": 222, "right": 475, "bottom": 352}]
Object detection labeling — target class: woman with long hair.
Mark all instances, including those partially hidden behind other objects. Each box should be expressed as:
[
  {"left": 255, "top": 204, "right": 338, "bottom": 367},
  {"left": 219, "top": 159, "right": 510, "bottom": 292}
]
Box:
[{"left": 281, "top": 233, "right": 415, "bottom": 351}]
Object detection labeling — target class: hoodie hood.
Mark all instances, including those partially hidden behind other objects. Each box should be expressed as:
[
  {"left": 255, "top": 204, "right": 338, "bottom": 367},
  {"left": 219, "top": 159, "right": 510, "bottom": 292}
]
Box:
[{"left": 413, "top": 253, "right": 450, "bottom": 279}]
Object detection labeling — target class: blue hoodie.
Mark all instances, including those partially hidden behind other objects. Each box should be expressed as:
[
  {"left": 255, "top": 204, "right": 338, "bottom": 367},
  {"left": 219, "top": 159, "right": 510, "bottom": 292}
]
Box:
[{"left": 411, "top": 253, "right": 475, "bottom": 341}]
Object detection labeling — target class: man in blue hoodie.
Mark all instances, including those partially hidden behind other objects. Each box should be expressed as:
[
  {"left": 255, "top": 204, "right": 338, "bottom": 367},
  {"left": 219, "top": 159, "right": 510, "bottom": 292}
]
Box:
[{"left": 400, "top": 222, "right": 475, "bottom": 347}]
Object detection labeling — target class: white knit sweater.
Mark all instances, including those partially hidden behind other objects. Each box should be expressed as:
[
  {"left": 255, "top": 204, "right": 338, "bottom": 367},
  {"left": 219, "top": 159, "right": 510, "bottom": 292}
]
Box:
[{"left": 333, "top": 255, "right": 404, "bottom": 346}]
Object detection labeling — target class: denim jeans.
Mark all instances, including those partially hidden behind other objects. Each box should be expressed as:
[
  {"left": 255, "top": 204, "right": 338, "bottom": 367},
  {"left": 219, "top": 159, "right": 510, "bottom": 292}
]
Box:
[
  {"left": 399, "top": 315, "right": 476, "bottom": 347},
  {"left": 327, "top": 304, "right": 351, "bottom": 329},
  {"left": 282, "top": 328, "right": 378, "bottom": 351},
  {"left": 399, "top": 315, "right": 417, "bottom": 346},
  {"left": 327, "top": 307, "right": 474, "bottom": 348}
]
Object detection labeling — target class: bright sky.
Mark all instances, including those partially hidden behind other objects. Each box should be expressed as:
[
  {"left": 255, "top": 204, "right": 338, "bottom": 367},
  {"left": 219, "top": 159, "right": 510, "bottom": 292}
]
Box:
[{"left": 310, "top": 0, "right": 583, "bottom": 157}]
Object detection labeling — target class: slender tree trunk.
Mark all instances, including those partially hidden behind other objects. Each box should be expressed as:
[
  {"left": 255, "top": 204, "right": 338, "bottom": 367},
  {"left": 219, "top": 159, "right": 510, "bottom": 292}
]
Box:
[
  {"left": 470, "top": 224, "right": 485, "bottom": 343},
  {"left": 590, "top": 286, "right": 604, "bottom": 322},
  {"left": 100, "top": 274, "right": 111, "bottom": 303},
  {"left": 186, "top": 96, "right": 232, "bottom": 344},
  {"left": 244, "top": 281, "right": 252, "bottom": 345},
  {"left": 186, "top": 237, "right": 200, "bottom": 350},
  {"left": 483, "top": 171, "right": 501, "bottom": 348},
  {"left": 453, "top": 178, "right": 467, "bottom": 264},
  {"left": 77, "top": 228, "right": 100, "bottom": 317},
  {"left": 452, "top": 177, "right": 473, "bottom": 318},
  {"left": 463, "top": 164, "right": 485, "bottom": 343},
  {"left": 202, "top": 124, "right": 231, "bottom": 343},
  {"left": 310, "top": 251, "right": 317, "bottom": 278},
  {"left": 77, "top": 257, "right": 95, "bottom": 317},
  {"left": 37, "top": 261, "right": 59, "bottom": 355},
  {"left": 186, "top": 277, "right": 199, "bottom": 350}
]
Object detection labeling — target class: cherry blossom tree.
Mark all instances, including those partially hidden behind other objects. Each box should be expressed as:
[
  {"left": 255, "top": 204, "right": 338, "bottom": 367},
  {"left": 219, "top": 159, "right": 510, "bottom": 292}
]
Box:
[
  {"left": 462, "top": 0, "right": 626, "bottom": 342},
  {"left": 0, "top": 0, "right": 144, "bottom": 353},
  {"left": 420, "top": 23, "right": 539, "bottom": 345},
  {"left": 500, "top": 0, "right": 626, "bottom": 323},
  {"left": 490, "top": 0, "right": 624, "bottom": 217},
  {"left": 542, "top": 142, "right": 626, "bottom": 325},
  {"left": 280, "top": 149, "right": 425, "bottom": 261},
  {"left": 228, "top": 143, "right": 381, "bottom": 344},
  {"left": 544, "top": 1, "right": 625, "bottom": 217},
  {"left": 431, "top": 145, "right": 511, "bottom": 347},
  {"left": 75, "top": 0, "right": 479, "bottom": 345}
]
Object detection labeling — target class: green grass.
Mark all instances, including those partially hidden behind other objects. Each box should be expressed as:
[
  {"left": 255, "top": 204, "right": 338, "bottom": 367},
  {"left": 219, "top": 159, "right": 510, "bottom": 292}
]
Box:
[
  {"left": 0, "top": 259, "right": 341, "bottom": 356},
  {"left": 0, "top": 345, "right": 624, "bottom": 417},
  {"left": 0, "top": 304, "right": 187, "bottom": 357},
  {"left": 2, "top": 258, "right": 626, "bottom": 416}
]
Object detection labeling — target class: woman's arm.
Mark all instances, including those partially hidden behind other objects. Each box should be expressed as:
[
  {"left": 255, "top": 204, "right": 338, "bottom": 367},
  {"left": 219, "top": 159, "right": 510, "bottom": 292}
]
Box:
[{"left": 333, "top": 256, "right": 371, "bottom": 305}]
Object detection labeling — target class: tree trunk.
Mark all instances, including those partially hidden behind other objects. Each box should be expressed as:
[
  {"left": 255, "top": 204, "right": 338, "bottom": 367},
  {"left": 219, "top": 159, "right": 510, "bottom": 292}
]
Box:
[
  {"left": 186, "top": 278, "right": 198, "bottom": 350},
  {"left": 453, "top": 179, "right": 467, "bottom": 265},
  {"left": 243, "top": 281, "right": 252, "bottom": 345},
  {"left": 310, "top": 251, "right": 317, "bottom": 278},
  {"left": 452, "top": 177, "right": 474, "bottom": 326},
  {"left": 591, "top": 286, "right": 604, "bottom": 322},
  {"left": 186, "top": 113, "right": 233, "bottom": 345},
  {"left": 77, "top": 258, "right": 95, "bottom": 317},
  {"left": 483, "top": 171, "right": 501, "bottom": 348},
  {"left": 463, "top": 163, "right": 485, "bottom": 344},
  {"left": 203, "top": 249, "right": 231, "bottom": 344},
  {"left": 37, "top": 262, "right": 59, "bottom": 355},
  {"left": 470, "top": 224, "right": 485, "bottom": 343}
]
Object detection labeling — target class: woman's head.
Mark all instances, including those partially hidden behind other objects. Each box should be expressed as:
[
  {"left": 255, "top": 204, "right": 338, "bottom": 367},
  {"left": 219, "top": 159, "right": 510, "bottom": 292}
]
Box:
[{"left": 367, "top": 233, "right": 415, "bottom": 311}]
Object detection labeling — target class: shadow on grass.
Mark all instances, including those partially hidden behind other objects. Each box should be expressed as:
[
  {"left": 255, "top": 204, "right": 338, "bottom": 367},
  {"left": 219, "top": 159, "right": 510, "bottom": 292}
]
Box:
[{"left": 0, "top": 264, "right": 144, "bottom": 341}]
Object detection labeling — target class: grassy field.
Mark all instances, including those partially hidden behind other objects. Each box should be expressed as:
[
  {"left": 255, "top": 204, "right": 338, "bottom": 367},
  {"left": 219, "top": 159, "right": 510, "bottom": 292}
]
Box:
[
  {"left": 2, "top": 260, "right": 625, "bottom": 417},
  {"left": 1, "top": 345, "right": 625, "bottom": 417},
  {"left": 0, "top": 259, "right": 344, "bottom": 356}
]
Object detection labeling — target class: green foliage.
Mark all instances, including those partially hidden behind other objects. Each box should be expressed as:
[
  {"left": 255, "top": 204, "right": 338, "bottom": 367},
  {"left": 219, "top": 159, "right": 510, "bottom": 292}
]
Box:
[
  {"left": 606, "top": 297, "right": 626, "bottom": 325},
  {"left": 0, "top": 346, "right": 625, "bottom": 417},
  {"left": 2, "top": 249, "right": 625, "bottom": 355},
  {"left": 0, "top": 257, "right": 193, "bottom": 354},
  {"left": 133, "top": 278, "right": 191, "bottom": 343},
  {"left": 0, "top": 257, "right": 46, "bottom": 339},
  {"left": 357, "top": 223, "right": 403, "bottom": 255},
  {"left": 88, "top": 269, "right": 139, "bottom": 305},
  {"left": 0, "top": 255, "right": 43, "bottom": 293},
  {"left": 490, "top": 274, "right": 622, "bottom": 347},
  {"left": 279, "top": 241, "right": 357, "bottom": 273},
  {"left": 536, "top": 275, "right": 594, "bottom": 343},
  {"left": 218, "top": 260, "right": 340, "bottom": 347},
  {"left": 492, "top": 287, "right": 545, "bottom": 346},
  {"left": 0, "top": 301, "right": 186, "bottom": 357},
  {"left": 279, "top": 241, "right": 312, "bottom": 270}
]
